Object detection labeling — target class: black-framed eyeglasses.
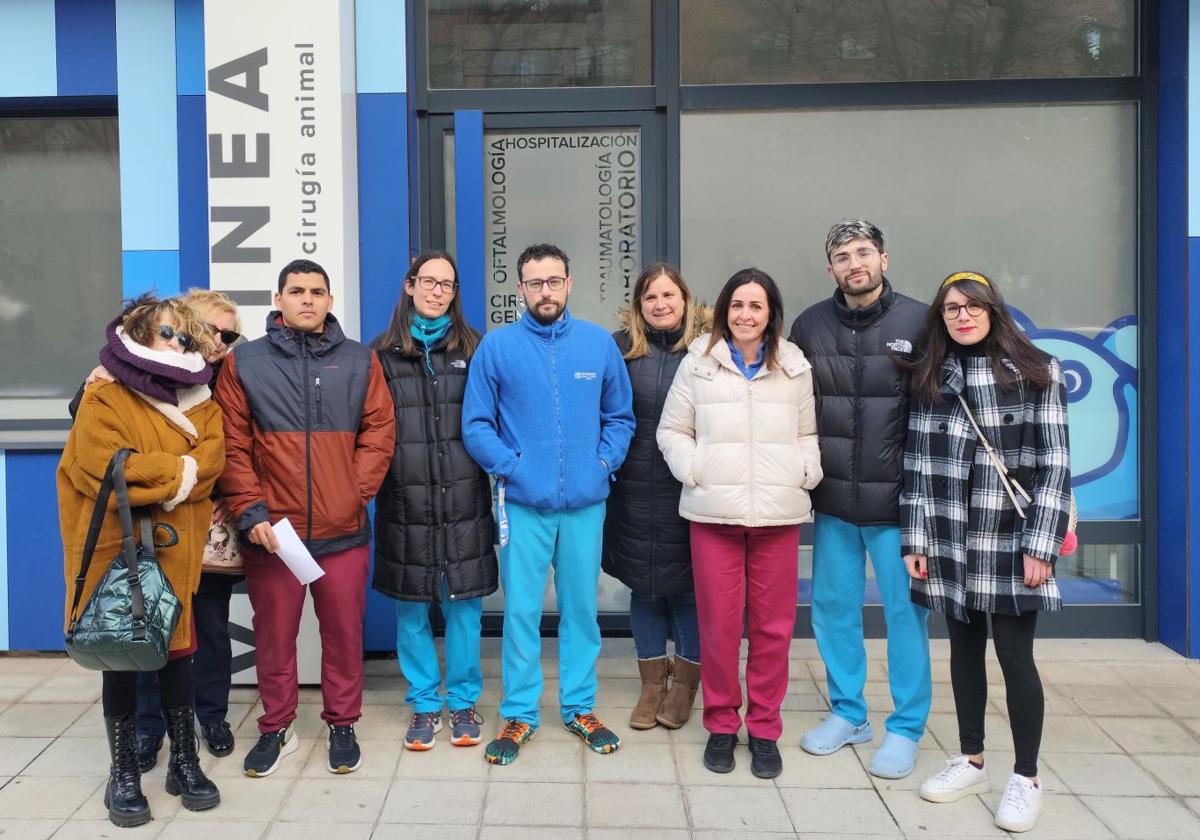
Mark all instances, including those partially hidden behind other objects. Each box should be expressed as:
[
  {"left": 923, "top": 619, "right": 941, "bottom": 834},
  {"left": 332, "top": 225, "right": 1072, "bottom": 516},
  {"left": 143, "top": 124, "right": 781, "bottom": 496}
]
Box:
[
  {"left": 520, "top": 276, "right": 567, "bottom": 293},
  {"left": 941, "top": 301, "right": 988, "bottom": 319},
  {"left": 206, "top": 323, "right": 241, "bottom": 345},
  {"left": 156, "top": 324, "right": 195, "bottom": 351},
  {"left": 414, "top": 275, "right": 458, "bottom": 294}
]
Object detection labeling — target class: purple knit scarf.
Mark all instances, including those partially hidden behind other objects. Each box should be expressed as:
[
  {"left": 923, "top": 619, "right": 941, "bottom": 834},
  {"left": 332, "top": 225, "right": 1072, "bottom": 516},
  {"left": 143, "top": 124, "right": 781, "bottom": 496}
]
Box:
[{"left": 97, "top": 315, "right": 211, "bottom": 405}]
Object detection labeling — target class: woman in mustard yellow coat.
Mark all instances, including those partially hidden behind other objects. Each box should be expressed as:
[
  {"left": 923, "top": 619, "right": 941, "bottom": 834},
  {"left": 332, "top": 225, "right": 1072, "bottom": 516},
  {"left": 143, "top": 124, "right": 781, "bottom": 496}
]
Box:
[{"left": 58, "top": 293, "right": 225, "bottom": 828}]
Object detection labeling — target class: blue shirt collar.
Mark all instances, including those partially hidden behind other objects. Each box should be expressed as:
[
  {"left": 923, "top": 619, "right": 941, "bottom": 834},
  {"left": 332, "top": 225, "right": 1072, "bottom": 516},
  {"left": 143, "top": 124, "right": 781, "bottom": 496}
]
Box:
[{"left": 727, "top": 339, "right": 765, "bottom": 380}]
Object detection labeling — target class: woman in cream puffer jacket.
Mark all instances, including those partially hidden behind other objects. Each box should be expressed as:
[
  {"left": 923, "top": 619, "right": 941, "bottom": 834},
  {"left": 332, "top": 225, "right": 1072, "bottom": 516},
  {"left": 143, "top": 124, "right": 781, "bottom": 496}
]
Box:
[{"left": 655, "top": 267, "right": 822, "bottom": 780}]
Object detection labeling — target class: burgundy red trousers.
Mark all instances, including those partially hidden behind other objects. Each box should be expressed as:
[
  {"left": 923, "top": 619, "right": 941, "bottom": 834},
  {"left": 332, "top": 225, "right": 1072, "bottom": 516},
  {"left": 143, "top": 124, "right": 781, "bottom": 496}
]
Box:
[
  {"left": 242, "top": 543, "right": 369, "bottom": 733},
  {"left": 690, "top": 522, "right": 800, "bottom": 741}
]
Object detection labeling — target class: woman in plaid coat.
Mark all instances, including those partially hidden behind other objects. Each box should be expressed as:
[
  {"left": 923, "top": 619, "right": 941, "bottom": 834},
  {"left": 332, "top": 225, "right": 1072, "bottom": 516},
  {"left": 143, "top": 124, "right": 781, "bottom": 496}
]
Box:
[{"left": 900, "top": 271, "right": 1071, "bottom": 834}]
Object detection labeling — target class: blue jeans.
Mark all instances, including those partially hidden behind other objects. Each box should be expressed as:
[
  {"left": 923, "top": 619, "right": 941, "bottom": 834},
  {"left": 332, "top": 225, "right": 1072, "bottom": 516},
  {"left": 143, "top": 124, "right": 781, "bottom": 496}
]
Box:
[
  {"left": 498, "top": 501, "right": 605, "bottom": 728},
  {"left": 811, "top": 512, "right": 932, "bottom": 742},
  {"left": 629, "top": 591, "right": 700, "bottom": 662},
  {"left": 394, "top": 580, "right": 484, "bottom": 713}
]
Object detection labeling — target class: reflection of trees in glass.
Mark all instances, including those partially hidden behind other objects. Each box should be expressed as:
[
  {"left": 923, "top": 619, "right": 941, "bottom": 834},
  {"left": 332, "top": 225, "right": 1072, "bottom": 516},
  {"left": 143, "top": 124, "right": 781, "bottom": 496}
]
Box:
[
  {"left": 428, "top": 0, "right": 651, "bottom": 88},
  {"left": 680, "top": 0, "right": 1135, "bottom": 84}
]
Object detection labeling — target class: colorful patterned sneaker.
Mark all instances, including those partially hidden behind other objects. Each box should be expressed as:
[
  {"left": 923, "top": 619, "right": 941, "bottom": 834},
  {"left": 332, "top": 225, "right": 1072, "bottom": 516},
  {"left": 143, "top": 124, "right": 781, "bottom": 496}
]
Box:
[
  {"left": 564, "top": 712, "right": 621, "bottom": 754},
  {"left": 449, "top": 707, "right": 484, "bottom": 747},
  {"left": 404, "top": 711, "right": 443, "bottom": 751},
  {"left": 484, "top": 719, "right": 535, "bottom": 765},
  {"left": 243, "top": 725, "right": 298, "bottom": 778},
  {"left": 327, "top": 724, "right": 362, "bottom": 774}
]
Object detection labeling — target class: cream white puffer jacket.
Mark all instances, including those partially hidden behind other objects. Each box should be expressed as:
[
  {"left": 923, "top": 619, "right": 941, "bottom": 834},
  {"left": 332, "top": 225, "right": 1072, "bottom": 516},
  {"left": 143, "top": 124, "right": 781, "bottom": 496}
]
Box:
[{"left": 656, "top": 334, "right": 823, "bottom": 527}]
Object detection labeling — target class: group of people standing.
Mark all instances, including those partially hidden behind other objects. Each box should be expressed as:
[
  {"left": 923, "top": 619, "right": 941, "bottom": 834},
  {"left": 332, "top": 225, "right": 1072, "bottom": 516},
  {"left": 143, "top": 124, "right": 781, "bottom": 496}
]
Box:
[{"left": 58, "top": 218, "right": 1072, "bottom": 835}]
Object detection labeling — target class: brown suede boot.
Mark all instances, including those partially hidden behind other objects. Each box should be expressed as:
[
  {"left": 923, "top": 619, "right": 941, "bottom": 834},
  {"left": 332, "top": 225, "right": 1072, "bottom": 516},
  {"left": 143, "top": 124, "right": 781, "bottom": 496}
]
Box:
[
  {"left": 656, "top": 657, "right": 700, "bottom": 729},
  {"left": 630, "top": 657, "right": 671, "bottom": 730}
]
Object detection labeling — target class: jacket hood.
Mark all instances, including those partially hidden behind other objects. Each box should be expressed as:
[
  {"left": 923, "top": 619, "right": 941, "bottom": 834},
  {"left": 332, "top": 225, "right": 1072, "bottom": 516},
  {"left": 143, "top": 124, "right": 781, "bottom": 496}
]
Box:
[
  {"left": 265, "top": 311, "right": 348, "bottom": 356},
  {"left": 686, "top": 333, "right": 810, "bottom": 378},
  {"left": 833, "top": 278, "right": 897, "bottom": 327}
]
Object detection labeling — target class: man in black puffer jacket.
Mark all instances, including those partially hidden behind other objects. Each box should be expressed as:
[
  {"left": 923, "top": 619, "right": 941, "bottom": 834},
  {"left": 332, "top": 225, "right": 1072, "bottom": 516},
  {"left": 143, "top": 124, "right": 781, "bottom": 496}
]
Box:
[{"left": 788, "top": 220, "right": 932, "bottom": 780}]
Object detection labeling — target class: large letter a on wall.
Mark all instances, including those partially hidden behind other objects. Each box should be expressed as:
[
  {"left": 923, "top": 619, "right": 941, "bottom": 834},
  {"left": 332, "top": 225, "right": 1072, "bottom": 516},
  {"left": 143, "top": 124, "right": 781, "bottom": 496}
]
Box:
[{"left": 208, "top": 47, "right": 269, "bottom": 111}]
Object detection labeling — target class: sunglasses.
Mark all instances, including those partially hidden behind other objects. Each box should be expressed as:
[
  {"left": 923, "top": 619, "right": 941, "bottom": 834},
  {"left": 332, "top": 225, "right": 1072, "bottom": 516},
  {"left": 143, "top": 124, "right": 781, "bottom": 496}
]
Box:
[
  {"left": 156, "top": 324, "right": 195, "bottom": 352},
  {"left": 206, "top": 323, "right": 241, "bottom": 345}
]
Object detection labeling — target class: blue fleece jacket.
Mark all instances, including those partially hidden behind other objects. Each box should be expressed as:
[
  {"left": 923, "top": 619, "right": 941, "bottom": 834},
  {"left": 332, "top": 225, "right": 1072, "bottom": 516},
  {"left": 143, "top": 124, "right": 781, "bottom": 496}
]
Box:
[{"left": 462, "top": 308, "right": 635, "bottom": 511}]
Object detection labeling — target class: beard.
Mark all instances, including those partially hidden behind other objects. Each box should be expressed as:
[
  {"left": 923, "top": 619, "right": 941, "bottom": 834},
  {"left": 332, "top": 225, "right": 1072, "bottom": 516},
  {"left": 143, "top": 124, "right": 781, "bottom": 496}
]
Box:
[
  {"left": 837, "top": 270, "right": 884, "bottom": 299},
  {"left": 529, "top": 299, "right": 565, "bottom": 325}
]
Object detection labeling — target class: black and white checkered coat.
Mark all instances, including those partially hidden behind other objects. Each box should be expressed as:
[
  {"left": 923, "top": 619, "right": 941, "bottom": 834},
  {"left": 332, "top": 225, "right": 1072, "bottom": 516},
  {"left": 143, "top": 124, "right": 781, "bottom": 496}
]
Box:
[{"left": 901, "top": 352, "right": 1071, "bottom": 620}]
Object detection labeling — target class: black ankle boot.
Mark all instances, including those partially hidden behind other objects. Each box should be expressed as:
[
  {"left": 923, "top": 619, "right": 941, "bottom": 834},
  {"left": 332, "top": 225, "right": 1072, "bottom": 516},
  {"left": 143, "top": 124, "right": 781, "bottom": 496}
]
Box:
[
  {"left": 163, "top": 705, "right": 221, "bottom": 811},
  {"left": 104, "top": 713, "right": 151, "bottom": 828}
]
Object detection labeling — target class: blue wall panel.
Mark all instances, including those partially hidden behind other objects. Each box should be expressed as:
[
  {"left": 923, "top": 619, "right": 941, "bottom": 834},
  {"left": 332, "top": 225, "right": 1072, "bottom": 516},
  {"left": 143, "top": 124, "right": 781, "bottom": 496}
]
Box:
[
  {"left": 55, "top": 0, "right": 117, "bottom": 96},
  {"left": 174, "top": 0, "right": 204, "bottom": 96},
  {"left": 178, "top": 94, "right": 210, "bottom": 290},
  {"left": 0, "top": 452, "right": 8, "bottom": 650},
  {"left": 6, "top": 452, "right": 66, "bottom": 651},
  {"left": 123, "top": 250, "right": 182, "bottom": 299},
  {"left": 357, "top": 92, "right": 409, "bottom": 344},
  {"left": 115, "top": 0, "right": 179, "bottom": 252},
  {"left": 454, "top": 111, "right": 486, "bottom": 332},
  {"left": 0, "top": 0, "right": 57, "bottom": 97},
  {"left": 355, "top": 0, "right": 406, "bottom": 94}
]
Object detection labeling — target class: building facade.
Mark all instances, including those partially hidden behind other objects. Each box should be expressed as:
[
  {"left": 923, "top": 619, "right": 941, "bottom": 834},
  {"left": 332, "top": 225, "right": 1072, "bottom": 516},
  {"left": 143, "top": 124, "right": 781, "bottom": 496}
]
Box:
[{"left": 0, "top": 0, "right": 1196, "bottom": 657}]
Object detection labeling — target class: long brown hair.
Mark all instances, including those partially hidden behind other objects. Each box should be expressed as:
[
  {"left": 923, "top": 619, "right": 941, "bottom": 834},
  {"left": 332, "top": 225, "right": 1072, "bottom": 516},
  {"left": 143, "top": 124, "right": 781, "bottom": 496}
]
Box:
[
  {"left": 375, "top": 250, "right": 480, "bottom": 358},
  {"left": 908, "top": 270, "right": 1052, "bottom": 405},
  {"left": 621, "top": 262, "right": 703, "bottom": 360},
  {"left": 706, "top": 268, "right": 785, "bottom": 371}
]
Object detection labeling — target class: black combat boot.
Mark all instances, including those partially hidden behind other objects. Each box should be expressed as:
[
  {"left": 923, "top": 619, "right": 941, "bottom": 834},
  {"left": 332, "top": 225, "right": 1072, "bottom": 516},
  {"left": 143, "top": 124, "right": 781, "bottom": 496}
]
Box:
[
  {"left": 103, "top": 713, "right": 151, "bottom": 827},
  {"left": 163, "top": 705, "right": 221, "bottom": 811}
]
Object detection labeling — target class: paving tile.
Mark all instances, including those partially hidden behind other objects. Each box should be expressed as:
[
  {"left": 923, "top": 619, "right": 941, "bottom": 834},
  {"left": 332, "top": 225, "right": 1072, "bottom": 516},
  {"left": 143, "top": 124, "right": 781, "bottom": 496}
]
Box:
[
  {"left": 485, "top": 738, "right": 582, "bottom": 782},
  {"left": 372, "top": 826, "right": 478, "bottom": 840},
  {"left": 58, "top": 704, "right": 104, "bottom": 739},
  {"left": 20, "top": 736, "right": 109, "bottom": 777},
  {"left": 857, "top": 747, "right": 948, "bottom": 792},
  {"left": 684, "top": 785, "right": 793, "bottom": 833},
  {"left": 170, "top": 774, "right": 291, "bottom": 821},
  {"left": 51, "top": 818, "right": 164, "bottom": 838},
  {"left": 926, "top": 712, "right": 1014, "bottom": 753},
  {"left": 393, "top": 739, "right": 491, "bottom": 780},
  {"left": 981, "top": 792, "right": 1115, "bottom": 839},
  {"left": 776, "top": 741, "right": 874, "bottom": 789},
  {"left": 1135, "top": 754, "right": 1200, "bottom": 797},
  {"left": 0, "top": 704, "right": 91, "bottom": 738},
  {"left": 968, "top": 751, "right": 1066, "bottom": 794},
  {"left": 1139, "top": 686, "right": 1200, "bottom": 717},
  {"left": 1041, "top": 663, "right": 1127, "bottom": 687},
  {"left": 590, "top": 830, "right": 689, "bottom": 840},
  {"left": 0, "top": 657, "right": 70, "bottom": 676},
  {"left": 261, "top": 823, "right": 372, "bottom": 840},
  {"left": 0, "top": 818, "right": 63, "bottom": 840},
  {"left": 0, "top": 776, "right": 104, "bottom": 819},
  {"left": 296, "top": 738, "right": 399, "bottom": 779},
  {"left": 673, "top": 739, "right": 779, "bottom": 786},
  {"left": 586, "top": 782, "right": 688, "bottom": 829},
  {"left": 483, "top": 781, "right": 583, "bottom": 827},
  {"left": 156, "top": 820, "right": 268, "bottom": 840},
  {"left": 69, "top": 779, "right": 183, "bottom": 823},
  {"left": 378, "top": 779, "right": 485, "bottom": 825},
  {"left": 478, "top": 828, "right": 583, "bottom": 840},
  {"left": 584, "top": 738, "right": 678, "bottom": 783},
  {"left": 1187, "top": 798, "right": 1200, "bottom": 820},
  {"left": 876, "top": 787, "right": 1007, "bottom": 837},
  {"left": 275, "top": 778, "right": 389, "bottom": 824},
  {"left": 1082, "top": 795, "right": 1200, "bottom": 840},
  {"left": 692, "top": 833, "right": 803, "bottom": 840},
  {"left": 1094, "top": 716, "right": 1200, "bottom": 755},
  {"left": 21, "top": 674, "right": 101, "bottom": 705},
  {"left": 207, "top": 737, "right": 316, "bottom": 780},
  {"left": 0, "top": 737, "right": 52, "bottom": 776},
  {"left": 779, "top": 787, "right": 901, "bottom": 835},
  {"left": 1111, "top": 664, "right": 1200, "bottom": 689},
  {"left": 1053, "top": 684, "right": 1159, "bottom": 717},
  {"left": 0, "top": 676, "right": 40, "bottom": 703},
  {"left": 1043, "top": 753, "right": 1167, "bottom": 796},
  {"left": 1038, "top": 717, "right": 1122, "bottom": 754}
]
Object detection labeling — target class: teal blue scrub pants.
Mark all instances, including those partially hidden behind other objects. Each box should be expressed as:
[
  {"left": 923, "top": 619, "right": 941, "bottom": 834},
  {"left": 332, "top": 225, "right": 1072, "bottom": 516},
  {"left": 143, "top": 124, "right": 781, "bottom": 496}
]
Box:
[
  {"left": 498, "top": 500, "right": 606, "bottom": 728},
  {"left": 394, "top": 580, "right": 484, "bottom": 714},
  {"left": 811, "top": 512, "right": 932, "bottom": 742}
]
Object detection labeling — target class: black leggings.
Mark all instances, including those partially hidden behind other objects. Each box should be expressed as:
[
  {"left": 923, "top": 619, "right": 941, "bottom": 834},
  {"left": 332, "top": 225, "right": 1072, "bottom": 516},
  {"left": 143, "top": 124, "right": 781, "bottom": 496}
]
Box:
[
  {"left": 102, "top": 657, "right": 194, "bottom": 719},
  {"left": 945, "top": 609, "right": 1043, "bottom": 777}
]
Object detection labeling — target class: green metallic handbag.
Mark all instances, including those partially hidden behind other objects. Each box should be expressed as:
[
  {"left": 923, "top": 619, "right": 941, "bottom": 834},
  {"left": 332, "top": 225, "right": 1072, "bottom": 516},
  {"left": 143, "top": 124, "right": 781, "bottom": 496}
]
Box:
[{"left": 64, "top": 449, "right": 182, "bottom": 671}]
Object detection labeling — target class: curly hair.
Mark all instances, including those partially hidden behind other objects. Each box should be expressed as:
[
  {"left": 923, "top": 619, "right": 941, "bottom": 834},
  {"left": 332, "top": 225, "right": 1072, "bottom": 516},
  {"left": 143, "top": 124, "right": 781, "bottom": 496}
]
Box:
[
  {"left": 121, "top": 293, "right": 216, "bottom": 357},
  {"left": 183, "top": 288, "right": 242, "bottom": 333}
]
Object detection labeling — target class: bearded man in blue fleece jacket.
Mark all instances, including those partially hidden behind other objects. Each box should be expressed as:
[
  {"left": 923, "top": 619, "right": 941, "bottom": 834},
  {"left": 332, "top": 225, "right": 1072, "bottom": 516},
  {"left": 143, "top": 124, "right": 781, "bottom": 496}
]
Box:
[{"left": 463, "top": 243, "right": 635, "bottom": 766}]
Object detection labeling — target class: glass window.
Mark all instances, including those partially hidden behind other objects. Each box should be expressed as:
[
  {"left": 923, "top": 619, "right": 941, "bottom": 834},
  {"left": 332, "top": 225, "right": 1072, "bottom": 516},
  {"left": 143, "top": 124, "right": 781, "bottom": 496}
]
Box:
[
  {"left": 680, "top": 103, "right": 1139, "bottom": 526},
  {"left": 0, "top": 117, "right": 121, "bottom": 434},
  {"left": 681, "top": 0, "right": 1136, "bottom": 84},
  {"left": 428, "top": 0, "right": 652, "bottom": 88}
]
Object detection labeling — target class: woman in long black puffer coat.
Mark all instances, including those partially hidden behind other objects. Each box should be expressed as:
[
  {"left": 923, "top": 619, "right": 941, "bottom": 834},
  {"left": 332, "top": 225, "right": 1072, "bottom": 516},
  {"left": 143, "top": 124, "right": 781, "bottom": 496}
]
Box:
[
  {"left": 604, "top": 262, "right": 709, "bottom": 731},
  {"left": 372, "top": 251, "right": 497, "bottom": 752}
]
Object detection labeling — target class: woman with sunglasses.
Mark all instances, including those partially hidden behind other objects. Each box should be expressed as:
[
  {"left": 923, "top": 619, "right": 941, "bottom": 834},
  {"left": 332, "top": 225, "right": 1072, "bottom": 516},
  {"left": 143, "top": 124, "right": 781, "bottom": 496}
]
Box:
[
  {"left": 57, "top": 293, "right": 226, "bottom": 827},
  {"left": 901, "top": 272, "right": 1072, "bottom": 833},
  {"left": 371, "top": 251, "right": 497, "bottom": 751}
]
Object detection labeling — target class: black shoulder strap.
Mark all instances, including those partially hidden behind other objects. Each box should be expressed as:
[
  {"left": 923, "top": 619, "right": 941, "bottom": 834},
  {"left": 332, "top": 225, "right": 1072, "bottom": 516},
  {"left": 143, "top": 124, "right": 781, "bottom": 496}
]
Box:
[{"left": 68, "top": 450, "right": 135, "bottom": 623}]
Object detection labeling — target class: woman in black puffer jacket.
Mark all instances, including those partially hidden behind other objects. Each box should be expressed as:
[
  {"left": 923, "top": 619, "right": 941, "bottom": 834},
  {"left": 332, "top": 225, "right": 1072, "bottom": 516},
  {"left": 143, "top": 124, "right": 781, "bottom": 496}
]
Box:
[
  {"left": 372, "top": 251, "right": 497, "bottom": 752},
  {"left": 604, "top": 263, "right": 709, "bottom": 731}
]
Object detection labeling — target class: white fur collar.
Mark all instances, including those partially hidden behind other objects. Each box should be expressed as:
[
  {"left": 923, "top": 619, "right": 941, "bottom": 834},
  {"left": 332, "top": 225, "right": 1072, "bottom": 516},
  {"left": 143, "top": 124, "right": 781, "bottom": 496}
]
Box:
[
  {"left": 131, "top": 384, "right": 210, "bottom": 438},
  {"left": 116, "top": 326, "right": 208, "bottom": 374}
]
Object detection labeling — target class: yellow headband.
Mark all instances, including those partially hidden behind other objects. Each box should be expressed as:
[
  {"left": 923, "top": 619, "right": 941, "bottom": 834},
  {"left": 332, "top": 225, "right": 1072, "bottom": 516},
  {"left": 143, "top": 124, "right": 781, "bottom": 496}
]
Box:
[{"left": 942, "top": 271, "right": 990, "bottom": 288}]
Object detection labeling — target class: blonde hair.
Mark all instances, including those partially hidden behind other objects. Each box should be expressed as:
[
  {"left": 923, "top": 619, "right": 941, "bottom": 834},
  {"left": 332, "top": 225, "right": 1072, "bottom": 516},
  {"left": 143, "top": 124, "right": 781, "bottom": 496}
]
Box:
[
  {"left": 622, "top": 263, "right": 704, "bottom": 360},
  {"left": 183, "top": 288, "right": 242, "bottom": 333},
  {"left": 122, "top": 294, "right": 216, "bottom": 358}
]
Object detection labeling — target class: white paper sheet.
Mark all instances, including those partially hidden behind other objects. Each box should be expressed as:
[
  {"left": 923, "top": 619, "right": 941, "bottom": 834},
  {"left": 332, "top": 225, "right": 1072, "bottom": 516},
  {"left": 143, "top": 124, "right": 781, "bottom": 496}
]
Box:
[{"left": 271, "top": 518, "right": 325, "bottom": 585}]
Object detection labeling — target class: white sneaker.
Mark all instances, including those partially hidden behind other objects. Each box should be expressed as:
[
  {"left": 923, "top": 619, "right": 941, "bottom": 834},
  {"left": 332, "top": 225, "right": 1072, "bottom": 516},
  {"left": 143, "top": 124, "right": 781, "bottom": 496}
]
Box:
[
  {"left": 994, "top": 773, "right": 1043, "bottom": 832},
  {"left": 918, "top": 755, "right": 991, "bottom": 803}
]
